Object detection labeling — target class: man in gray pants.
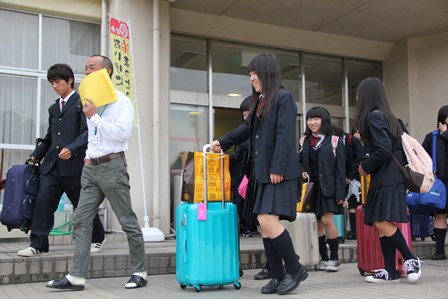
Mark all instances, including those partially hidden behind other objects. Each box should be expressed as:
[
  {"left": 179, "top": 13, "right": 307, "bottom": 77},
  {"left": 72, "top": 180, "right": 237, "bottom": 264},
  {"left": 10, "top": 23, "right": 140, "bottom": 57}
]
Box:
[{"left": 46, "top": 55, "right": 148, "bottom": 291}]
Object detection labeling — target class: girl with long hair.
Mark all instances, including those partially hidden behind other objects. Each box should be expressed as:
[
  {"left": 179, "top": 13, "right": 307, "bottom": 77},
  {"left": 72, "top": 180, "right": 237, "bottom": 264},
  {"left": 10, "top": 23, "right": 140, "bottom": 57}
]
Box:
[
  {"left": 354, "top": 77, "right": 421, "bottom": 283},
  {"left": 211, "top": 54, "right": 307, "bottom": 295}
]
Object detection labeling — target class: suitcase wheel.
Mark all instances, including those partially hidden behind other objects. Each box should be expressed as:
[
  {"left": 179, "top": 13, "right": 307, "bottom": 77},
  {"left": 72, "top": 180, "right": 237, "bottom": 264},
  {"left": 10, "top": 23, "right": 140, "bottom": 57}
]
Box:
[
  {"left": 233, "top": 281, "right": 241, "bottom": 290},
  {"left": 358, "top": 267, "right": 365, "bottom": 276},
  {"left": 179, "top": 284, "right": 186, "bottom": 289},
  {"left": 239, "top": 269, "right": 244, "bottom": 277},
  {"left": 194, "top": 285, "right": 201, "bottom": 292}
]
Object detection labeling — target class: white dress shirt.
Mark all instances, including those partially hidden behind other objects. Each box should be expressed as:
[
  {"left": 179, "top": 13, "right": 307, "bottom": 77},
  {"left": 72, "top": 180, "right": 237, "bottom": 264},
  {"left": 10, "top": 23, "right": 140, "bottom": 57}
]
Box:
[
  {"left": 60, "top": 90, "right": 75, "bottom": 111},
  {"left": 85, "top": 89, "right": 134, "bottom": 159}
]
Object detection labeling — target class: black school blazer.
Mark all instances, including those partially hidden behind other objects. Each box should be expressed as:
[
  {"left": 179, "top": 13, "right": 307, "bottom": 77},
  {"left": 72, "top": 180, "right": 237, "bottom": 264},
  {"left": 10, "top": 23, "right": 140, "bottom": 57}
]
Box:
[
  {"left": 219, "top": 89, "right": 300, "bottom": 184},
  {"left": 299, "top": 135, "right": 346, "bottom": 200},
  {"left": 34, "top": 92, "right": 88, "bottom": 177}
]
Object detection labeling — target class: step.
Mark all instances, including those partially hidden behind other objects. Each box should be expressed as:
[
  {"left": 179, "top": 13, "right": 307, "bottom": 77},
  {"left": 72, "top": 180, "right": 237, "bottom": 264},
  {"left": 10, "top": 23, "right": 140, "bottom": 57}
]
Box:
[{"left": 0, "top": 234, "right": 443, "bottom": 285}]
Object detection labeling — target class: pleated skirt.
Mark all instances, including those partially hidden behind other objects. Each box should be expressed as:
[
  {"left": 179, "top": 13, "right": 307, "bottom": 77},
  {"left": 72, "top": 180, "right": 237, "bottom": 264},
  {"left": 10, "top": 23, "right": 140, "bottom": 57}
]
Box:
[
  {"left": 363, "top": 183, "right": 409, "bottom": 226},
  {"left": 242, "top": 168, "right": 298, "bottom": 222}
]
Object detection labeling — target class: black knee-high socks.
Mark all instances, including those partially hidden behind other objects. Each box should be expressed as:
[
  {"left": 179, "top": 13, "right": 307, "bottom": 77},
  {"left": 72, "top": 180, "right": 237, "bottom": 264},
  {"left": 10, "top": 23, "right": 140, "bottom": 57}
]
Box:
[
  {"left": 319, "top": 235, "right": 329, "bottom": 261},
  {"left": 385, "top": 228, "right": 415, "bottom": 261},
  {"left": 380, "top": 236, "right": 397, "bottom": 278},
  {"left": 434, "top": 228, "right": 447, "bottom": 255},
  {"left": 327, "top": 237, "right": 339, "bottom": 261},
  {"left": 265, "top": 230, "right": 300, "bottom": 279},
  {"left": 263, "top": 237, "right": 283, "bottom": 280},
  {"left": 349, "top": 212, "right": 357, "bottom": 236}
]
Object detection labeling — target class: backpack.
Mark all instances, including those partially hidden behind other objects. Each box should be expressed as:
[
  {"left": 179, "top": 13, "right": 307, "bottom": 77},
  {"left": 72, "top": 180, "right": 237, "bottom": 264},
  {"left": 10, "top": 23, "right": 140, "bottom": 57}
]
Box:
[{"left": 392, "top": 132, "right": 434, "bottom": 193}]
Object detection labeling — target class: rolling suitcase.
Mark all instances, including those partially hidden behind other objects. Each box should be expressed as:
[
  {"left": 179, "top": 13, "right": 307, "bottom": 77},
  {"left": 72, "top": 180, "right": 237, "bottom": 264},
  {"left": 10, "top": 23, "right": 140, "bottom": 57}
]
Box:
[
  {"left": 333, "top": 213, "right": 346, "bottom": 243},
  {"left": 1, "top": 138, "right": 42, "bottom": 233},
  {"left": 0, "top": 163, "right": 39, "bottom": 233},
  {"left": 176, "top": 144, "right": 240, "bottom": 292},
  {"left": 356, "top": 205, "right": 413, "bottom": 276},
  {"left": 282, "top": 213, "right": 320, "bottom": 270},
  {"left": 410, "top": 212, "right": 435, "bottom": 241}
]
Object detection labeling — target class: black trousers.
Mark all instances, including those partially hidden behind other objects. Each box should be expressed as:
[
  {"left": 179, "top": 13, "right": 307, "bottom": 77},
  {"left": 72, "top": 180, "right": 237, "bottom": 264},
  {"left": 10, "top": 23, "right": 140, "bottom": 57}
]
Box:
[{"left": 30, "top": 167, "right": 105, "bottom": 252}]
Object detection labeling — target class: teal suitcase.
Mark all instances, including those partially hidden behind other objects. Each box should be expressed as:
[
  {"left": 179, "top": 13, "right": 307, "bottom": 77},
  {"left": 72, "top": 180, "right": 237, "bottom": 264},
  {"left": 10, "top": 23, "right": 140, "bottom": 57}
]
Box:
[
  {"left": 175, "top": 202, "right": 241, "bottom": 292},
  {"left": 333, "top": 213, "right": 346, "bottom": 243},
  {"left": 175, "top": 144, "right": 240, "bottom": 292}
]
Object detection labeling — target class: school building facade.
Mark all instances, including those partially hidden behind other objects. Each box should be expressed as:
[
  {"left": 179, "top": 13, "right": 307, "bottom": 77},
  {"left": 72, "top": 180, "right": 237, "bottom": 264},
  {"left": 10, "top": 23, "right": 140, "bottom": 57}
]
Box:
[{"left": 1, "top": 0, "right": 448, "bottom": 237}]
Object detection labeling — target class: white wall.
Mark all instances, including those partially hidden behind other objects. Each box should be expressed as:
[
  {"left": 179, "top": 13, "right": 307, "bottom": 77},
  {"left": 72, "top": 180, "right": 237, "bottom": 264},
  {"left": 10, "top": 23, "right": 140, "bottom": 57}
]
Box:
[
  {"left": 412, "top": 32, "right": 448, "bottom": 141},
  {"left": 0, "top": 0, "right": 101, "bottom": 21},
  {"left": 384, "top": 32, "right": 448, "bottom": 142},
  {"left": 383, "top": 40, "right": 411, "bottom": 130},
  {"left": 107, "top": 0, "right": 171, "bottom": 234}
]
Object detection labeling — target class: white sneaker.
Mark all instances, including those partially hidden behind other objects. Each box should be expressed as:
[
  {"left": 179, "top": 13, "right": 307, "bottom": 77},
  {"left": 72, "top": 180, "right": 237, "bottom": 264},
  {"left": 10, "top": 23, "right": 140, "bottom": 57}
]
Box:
[
  {"left": 326, "top": 260, "right": 340, "bottom": 272},
  {"left": 317, "top": 260, "right": 329, "bottom": 271},
  {"left": 17, "top": 247, "right": 48, "bottom": 257},
  {"left": 403, "top": 257, "right": 422, "bottom": 283},
  {"left": 90, "top": 237, "right": 106, "bottom": 253},
  {"left": 366, "top": 269, "right": 400, "bottom": 283}
]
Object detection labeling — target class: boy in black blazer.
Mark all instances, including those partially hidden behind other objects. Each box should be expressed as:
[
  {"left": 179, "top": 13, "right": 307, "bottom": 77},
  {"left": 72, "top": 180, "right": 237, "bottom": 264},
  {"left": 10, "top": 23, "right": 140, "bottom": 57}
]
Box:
[{"left": 17, "top": 64, "right": 105, "bottom": 257}]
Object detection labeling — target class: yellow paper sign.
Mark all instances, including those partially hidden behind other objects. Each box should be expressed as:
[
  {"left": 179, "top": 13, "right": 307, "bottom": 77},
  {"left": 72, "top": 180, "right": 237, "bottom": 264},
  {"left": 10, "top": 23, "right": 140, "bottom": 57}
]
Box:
[{"left": 78, "top": 68, "right": 117, "bottom": 107}]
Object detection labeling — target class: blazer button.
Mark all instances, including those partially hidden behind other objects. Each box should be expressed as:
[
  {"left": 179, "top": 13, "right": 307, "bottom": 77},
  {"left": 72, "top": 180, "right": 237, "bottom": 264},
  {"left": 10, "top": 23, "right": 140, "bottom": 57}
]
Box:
[
  {"left": 56, "top": 145, "right": 60, "bottom": 149},
  {"left": 58, "top": 132, "right": 61, "bottom": 135},
  {"left": 59, "top": 118, "right": 62, "bottom": 121},
  {"left": 255, "top": 151, "right": 259, "bottom": 155},
  {"left": 255, "top": 135, "right": 259, "bottom": 139}
]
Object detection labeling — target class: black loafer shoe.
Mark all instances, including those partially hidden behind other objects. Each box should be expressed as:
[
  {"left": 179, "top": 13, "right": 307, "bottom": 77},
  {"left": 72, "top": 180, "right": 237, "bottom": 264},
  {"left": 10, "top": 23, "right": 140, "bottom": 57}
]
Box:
[
  {"left": 261, "top": 278, "right": 280, "bottom": 294},
  {"left": 46, "top": 277, "right": 84, "bottom": 291},
  {"left": 277, "top": 267, "right": 308, "bottom": 295},
  {"left": 431, "top": 253, "right": 446, "bottom": 260},
  {"left": 254, "top": 267, "right": 272, "bottom": 280},
  {"left": 125, "top": 274, "right": 148, "bottom": 289}
]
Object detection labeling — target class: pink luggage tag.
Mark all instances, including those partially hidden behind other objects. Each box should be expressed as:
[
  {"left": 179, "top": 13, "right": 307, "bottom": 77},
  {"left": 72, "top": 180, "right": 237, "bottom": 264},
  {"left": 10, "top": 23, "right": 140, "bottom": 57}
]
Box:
[{"left": 197, "top": 202, "right": 207, "bottom": 221}]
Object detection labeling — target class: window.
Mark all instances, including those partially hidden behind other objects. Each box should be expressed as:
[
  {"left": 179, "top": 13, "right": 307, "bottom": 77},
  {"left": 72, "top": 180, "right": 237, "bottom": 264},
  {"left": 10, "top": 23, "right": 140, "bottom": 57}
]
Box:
[
  {"left": 304, "top": 53, "right": 343, "bottom": 106},
  {"left": 211, "top": 40, "right": 301, "bottom": 103},
  {"left": 0, "top": 9, "right": 100, "bottom": 205},
  {"left": 347, "top": 59, "right": 382, "bottom": 107},
  {"left": 170, "top": 35, "right": 207, "bottom": 93}
]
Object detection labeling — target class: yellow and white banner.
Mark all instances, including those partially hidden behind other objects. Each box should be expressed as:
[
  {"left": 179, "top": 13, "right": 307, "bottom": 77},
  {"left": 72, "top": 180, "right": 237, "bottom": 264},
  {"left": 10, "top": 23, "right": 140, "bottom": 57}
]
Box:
[{"left": 109, "top": 17, "right": 135, "bottom": 102}]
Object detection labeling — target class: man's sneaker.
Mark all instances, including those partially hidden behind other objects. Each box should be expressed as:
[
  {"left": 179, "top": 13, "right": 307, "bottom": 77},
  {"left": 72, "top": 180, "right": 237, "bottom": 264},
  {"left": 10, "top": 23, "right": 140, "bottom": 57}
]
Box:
[
  {"left": 326, "top": 260, "right": 340, "bottom": 272},
  {"left": 90, "top": 237, "right": 106, "bottom": 253},
  {"left": 17, "top": 247, "right": 48, "bottom": 257},
  {"left": 404, "top": 257, "right": 422, "bottom": 282},
  {"left": 366, "top": 269, "right": 400, "bottom": 283},
  {"left": 317, "top": 260, "right": 329, "bottom": 271}
]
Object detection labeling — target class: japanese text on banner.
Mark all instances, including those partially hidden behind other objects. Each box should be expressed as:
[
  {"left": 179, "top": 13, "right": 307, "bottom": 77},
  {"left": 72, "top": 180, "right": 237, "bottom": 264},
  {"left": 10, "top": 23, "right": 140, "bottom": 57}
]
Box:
[{"left": 109, "top": 17, "right": 135, "bottom": 102}]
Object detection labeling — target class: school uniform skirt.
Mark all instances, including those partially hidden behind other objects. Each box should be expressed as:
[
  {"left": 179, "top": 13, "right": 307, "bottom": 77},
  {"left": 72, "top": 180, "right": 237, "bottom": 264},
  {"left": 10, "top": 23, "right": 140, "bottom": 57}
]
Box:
[
  {"left": 310, "top": 182, "right": 344, "bottom": 217},
  {"left": 244, "top": 168, "right": 298, "bottom": 222},
  {"left": 363, "top": 183, "right": 408, "bottom": 226}
]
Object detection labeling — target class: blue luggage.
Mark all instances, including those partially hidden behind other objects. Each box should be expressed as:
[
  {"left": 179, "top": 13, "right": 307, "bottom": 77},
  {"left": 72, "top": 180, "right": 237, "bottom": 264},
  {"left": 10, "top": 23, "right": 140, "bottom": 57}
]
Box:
[
  {"left": 1, "top": 138, "right": 41, "bottom": 233},
  {"left": 175, "top": 144, "right": 240, "bottom": 292},
  {"left": 410, "top": 212, "right": 435, "bottom": 241},
  {"left": 333, "top": 213, "right": 346, "bottom": 243},
  {"left": 0, "top": 164, "right": 39, "bottom": 233}
]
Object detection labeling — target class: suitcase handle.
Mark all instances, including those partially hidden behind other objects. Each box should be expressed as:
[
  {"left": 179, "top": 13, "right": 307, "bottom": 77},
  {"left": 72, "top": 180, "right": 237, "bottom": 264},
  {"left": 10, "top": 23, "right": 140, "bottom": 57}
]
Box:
[{"left": 202, "top": 144, "right": 225, "bottom": 210}]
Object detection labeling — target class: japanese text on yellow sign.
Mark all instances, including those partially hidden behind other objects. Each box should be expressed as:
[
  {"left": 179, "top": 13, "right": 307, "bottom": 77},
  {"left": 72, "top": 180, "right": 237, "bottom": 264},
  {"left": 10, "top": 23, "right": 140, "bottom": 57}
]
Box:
[{"left": 109, "top": 18, "right": 135, "bottom": 102}]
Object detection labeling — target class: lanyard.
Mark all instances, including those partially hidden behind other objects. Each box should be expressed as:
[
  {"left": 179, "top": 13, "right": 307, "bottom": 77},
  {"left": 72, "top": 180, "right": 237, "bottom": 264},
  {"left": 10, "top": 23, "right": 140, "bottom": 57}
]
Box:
[{"left": 94, "top": 105, "right": 108, "bottom": 135}]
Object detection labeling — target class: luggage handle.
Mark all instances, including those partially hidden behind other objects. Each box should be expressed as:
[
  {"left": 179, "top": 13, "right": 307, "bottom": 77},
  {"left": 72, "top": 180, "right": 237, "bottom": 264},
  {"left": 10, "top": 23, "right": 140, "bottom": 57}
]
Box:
[
  {"left": 25, "top": 138, "right": 45, "bottom": 174},
  {"left": 202, "top": 144, "right": 225, "bottom": 210}
]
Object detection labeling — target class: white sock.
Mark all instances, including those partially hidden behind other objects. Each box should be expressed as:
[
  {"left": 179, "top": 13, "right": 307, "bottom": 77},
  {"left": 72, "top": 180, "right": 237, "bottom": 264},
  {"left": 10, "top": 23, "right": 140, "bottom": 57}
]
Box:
[
  {"left": 66, "top": 274, "right": 86, "bottom": 285},
  {"left": 125, "top": 271, "right": 147, "bottom": 288}
]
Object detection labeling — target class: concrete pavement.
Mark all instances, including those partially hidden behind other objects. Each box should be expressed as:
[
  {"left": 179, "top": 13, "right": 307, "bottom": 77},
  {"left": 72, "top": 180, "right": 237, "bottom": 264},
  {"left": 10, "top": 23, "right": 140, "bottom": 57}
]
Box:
[{"left": 1, "top": 260, "right": 447, "bottom": 298}]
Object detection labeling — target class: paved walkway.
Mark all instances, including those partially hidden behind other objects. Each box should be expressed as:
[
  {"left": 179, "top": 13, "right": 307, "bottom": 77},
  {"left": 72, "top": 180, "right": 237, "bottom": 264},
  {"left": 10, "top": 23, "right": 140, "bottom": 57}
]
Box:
[{"left": 1, "top": 260, "right": 447, "bottom": 298}]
